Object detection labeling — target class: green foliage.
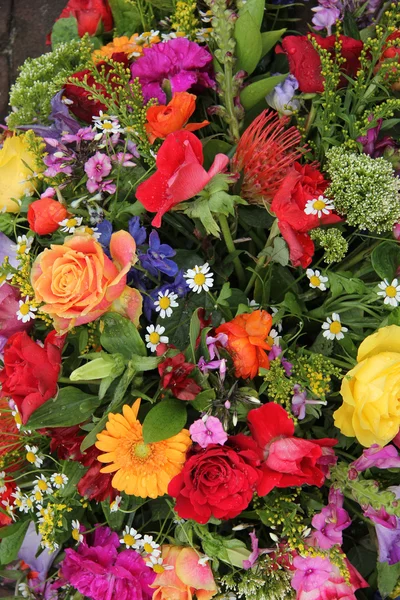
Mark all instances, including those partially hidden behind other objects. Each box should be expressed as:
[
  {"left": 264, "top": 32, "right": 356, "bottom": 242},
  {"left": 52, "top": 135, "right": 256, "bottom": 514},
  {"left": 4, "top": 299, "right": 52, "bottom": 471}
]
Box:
[
  {"left": 51, "top": 17, "right": 80, "bottom": 47},
  {"left": 109, "top": 0, "right": 142, "bottom": 35},
  {"left": 100, "top": 313, "right": 146, "bottom": 359},
  {"left": 310, "top": 228, "right": 349, "bottom": 264},
  {"left": 234, "top": 12, "right": 262, "bottom": 75},
  {"left": 371, "top": 241, "right": 400, "bottom": 281},
  {"left": 240, "top": 73, "right": 287, "bottom": 110},
  {"left": 0, "top": 521, "right": 30, "bottom": 565},
  {"left": 142, "top": 399, "right": 187, "bottom": 443},
  {"left": 26, "top": 387, "right": 101, "bottom": 429},
  {"left": 377, "top": 561, "right": 400, "bottom": 598}
]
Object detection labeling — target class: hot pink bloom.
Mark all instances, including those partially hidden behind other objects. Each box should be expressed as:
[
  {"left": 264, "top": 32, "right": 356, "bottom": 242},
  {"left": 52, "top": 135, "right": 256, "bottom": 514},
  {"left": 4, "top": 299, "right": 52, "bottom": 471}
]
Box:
[
  {"left": 292, "top": 556, "right": 332, "bottom": 592},
  {"left": 85, "top": 152, "right": 113, "bottom": 191},
  {"left": 364, "top": 505, "right": 397, "bottom": 529},
  {"left": 311, "top": 488, "right": 351, "bottom": 549},
  {"left": 189, "top": 416, "right": 228, "bottom": 448},
  {"left": 0, "top": 284, "right": 32, "bottom": 355},
  {"left": 350, "top": 444, "right": 400, "bottom": 472}
]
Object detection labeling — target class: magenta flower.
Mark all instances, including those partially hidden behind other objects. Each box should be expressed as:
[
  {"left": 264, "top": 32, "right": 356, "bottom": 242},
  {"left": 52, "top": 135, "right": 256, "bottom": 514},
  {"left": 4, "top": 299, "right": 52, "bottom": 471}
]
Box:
[
  {"left": 62, "top": 127, "right": 96, "bottom": 144},
  {"left": 189, "top": 416, "right": 228, "bottom": 448},
  {"left": 351, "top": 444, "right": 400, "bottom": 472},
  {"left": 130, "top": 38, "right": 215, "bottom": 104},
  {"left": 0, "top": 283, "right": 32, "bottom": 355},
  {"left": 291, "top": 384, "right": 327, "bottom": 421},
  {"left": 85, "top": 152, "right": 112, "bottom": 184},
  {"left": 364, "top": 506, "right": 397, "bottom": 529},
  {"left": 58, "top": 526, "right": 155, "bottom": 600},
  {"left": 242, "top": 530, "right": 271, "bottom": 570},
  {"left": 268, "top": 345, "right": 293, "bottom": 376},
  {"left": 312, "top": 2, "right": 341, "bottom": 35},
  {"left": 111, "top": 152, "right": 137, "bottom": 167},
  {"left": 291, "top": 556, "right": 333, "bottom": 592},
  {"left": 198, "top": 333, "right": 228, "bottom": 380}
]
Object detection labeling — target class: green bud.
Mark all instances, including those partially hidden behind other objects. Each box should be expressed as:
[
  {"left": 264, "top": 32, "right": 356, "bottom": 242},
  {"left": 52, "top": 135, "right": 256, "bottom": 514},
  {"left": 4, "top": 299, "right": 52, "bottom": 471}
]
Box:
[{"left": 70, "top": 353, "right": 125, "bottom": 381}]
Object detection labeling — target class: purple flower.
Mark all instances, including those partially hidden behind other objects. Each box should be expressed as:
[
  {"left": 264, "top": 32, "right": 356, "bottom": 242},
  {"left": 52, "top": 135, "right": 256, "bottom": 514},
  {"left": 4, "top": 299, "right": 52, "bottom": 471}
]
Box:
[
  {"left": 139, "top": 230, "right": 178, "bottom": 277},
  {"left": 266, "top": 74, "right": 300, "bottom": 116},
  {"left": 0, "top": 284, "right": 32, "bottom": 355},
  {"left": 268, "top": 345, "right": 293, "bottom": 376},
  {"left": 43, "top": 148, "right": 74, "bottom": 177},
  {"left": 18, "top": 91, "right": 80, "bottom": 144},
  {"left": 198, "top": 333, "right": 228, "bottom": 379},
  {"left": 129, "top": 217, "right": 147, "bottom": 246},
  {"left": 351, "top": 444, "right": 400, "bottom": 472},
  {"left": 85, "top": 152, "right": 112, "bottom": 186},
  {"left": 111, "top": 152, "right": 137, "bottom": 167},
  {"left": 357, "top": 117, "right": 395, "bottom": 158},
  {"left": 198, "top": 356, "right": 227, "bottom": 380},
  {"left": 58, "top": 526, "right": 155, "bottom": 600},
  {"left": 311, "top": 488, "right": 351, "bottom": 550},
  {"left": 97, "top": 220, "right": 113, "bottom": 249},
  {"left": 87, "top": 179, "right": 116, "bottom": 194},
  {"left": 243, "top": 530, "right": 271, "bottom": 570},
  {"left": 62, "top": 127, "right": 96, "bottom": 144},
  {"left": 291, "top": 384, "right": 327, "bottom": 420},
  {"left": 312, "top": 1, "right": 342, "bottom": 35},
  {"left": 18, "top": 522, "right": 58, "bottom": 584},
  {"left": 364, "top": 506, "right": 397, "bottom": 529},
  {"left": 371, "top": 486, "right": 400, "bottom": 565},
  {"left": 291, "top": 556, "right": 333, "bottom": 592},
  {"left": 130, "top": 38, "right": 215, "bottom": 104},
  {"left": 189, "top": 416, "right": 228, "bottom": 448}
]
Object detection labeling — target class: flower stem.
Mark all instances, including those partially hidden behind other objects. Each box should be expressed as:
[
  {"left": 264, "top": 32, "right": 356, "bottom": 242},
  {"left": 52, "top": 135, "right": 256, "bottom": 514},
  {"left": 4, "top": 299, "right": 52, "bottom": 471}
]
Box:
[
  {"left": 218, "top": 214, "right": 246, "bottom": 289},
  {"left": 244, "top": 219, "right": 280, "bottom": 297},
  {"left": 224, "top": 62, "right": 240, "bottom": 143}
]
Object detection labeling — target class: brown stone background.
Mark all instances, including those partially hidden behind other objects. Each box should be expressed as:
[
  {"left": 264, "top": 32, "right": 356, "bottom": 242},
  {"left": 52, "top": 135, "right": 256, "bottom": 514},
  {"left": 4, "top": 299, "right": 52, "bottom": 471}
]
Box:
[{"left": 0, "top": 0, "right": 68, "bottom": 123}]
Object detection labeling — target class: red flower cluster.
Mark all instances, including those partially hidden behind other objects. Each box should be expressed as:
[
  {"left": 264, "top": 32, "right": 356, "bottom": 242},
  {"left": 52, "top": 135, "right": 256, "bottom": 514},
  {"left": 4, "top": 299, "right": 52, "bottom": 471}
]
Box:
[
  {"left": 169, "top": 402, "right": 337, "bottom": 523},
  {"left": 28, "top": 197, "right": 68, "bottom": 235},
  {"left": 271, "top": 162, "right": 342, "bottom": 268},
  {"left": 0, "top": 331, "right": 65, "bottom": 424},
  {"left": 0, "top": 481, "right": 16, "bottom": 526},
  {"left": 158, "top": 351, "right": 202, "bottom": 401},
  {"left": 277, "top": 34, "right": 363, "bottom": 93},
  {"left": 52, "top": 0, "right": 113, "bottom": 39}
]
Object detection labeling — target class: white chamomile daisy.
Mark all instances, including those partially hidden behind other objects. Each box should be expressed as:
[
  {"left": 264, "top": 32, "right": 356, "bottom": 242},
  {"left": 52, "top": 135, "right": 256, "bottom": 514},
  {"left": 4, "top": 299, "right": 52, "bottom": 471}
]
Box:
[
  {"left": 92, "top": 110, "right": 118, "bottom": 124},
  {"left": 2, "top": 500, "right": 16, "bottom": 521},
  {"left": 267, "top": 328, "right": 280, "bottom": 346},
  {"left": 17, "top": 296, "right": 37, "bottom": 323},
  {"left": 377, "top": 278, "right": 400, "bottom": 307},
  {"left": 12, "top": 405, "right": 22, "bottom": 430},
  {"left": 75, "top": 225, "right": 101, "bottom": 240},
  {"left": 145, "top": 324, "right": 169, "bottom": 352},
  {"left": 59, "top": 216, "right": 83, "bottom": 233},
  {"left": 94, "top": 118, "right": 122, "bottom": 139},
  {"left": 321, "top": 313, "right": 348, "bottom": 341},
  {"left": 14, "top": 235, "right": 33, "bottom": 256},
  {"left": 34, "top": 475, "right": 52, "bottom": 495},
  {"left": 72, "top": 519, "right": 84, "bottom": 544},
  {"left": 184, "top": 263, "right": 214, "bottom": 293},
  {"left": 270, "top": 306, "right": 283, "bottom": 333},
  {"left": 304, "top": 196, "right": 335, "bottom": 218},
  {"left": 110, "top": 495, "right": 122, "bottom": 513},
  {"left": 120, "top": 526, "right": 142, "bottom": 549},
  {"left": 19, "top": 495, "right": 34, "bottom": 513},
  {"left": 25, "top": 445, "right": 43, "bottom": 468},
  {"left": 141, "top": 534, "right": 161, "bottom": 557},
  {"left": 18, "top": 583, "right": 32, "bottom": 599},
  {"left": 31, "top": 489, "right": 44, "bottom": 504},
  {"left": 146, "top": 555, "right": 174, "bottom": 573},
  {"left": 50, "top": 473, "right": 68, "bottom": 489},
  {"left": 306, "top": 269, "right": 329, "bottom": 291},
  {"left": 0, "top": 271, "right": 13, "bottom": 287},
  {"left": 154, "top": 290, "right": 178, "bottom": 318},
  {"left": 0, "top": 471, "right": 6, "bottom": 494}
]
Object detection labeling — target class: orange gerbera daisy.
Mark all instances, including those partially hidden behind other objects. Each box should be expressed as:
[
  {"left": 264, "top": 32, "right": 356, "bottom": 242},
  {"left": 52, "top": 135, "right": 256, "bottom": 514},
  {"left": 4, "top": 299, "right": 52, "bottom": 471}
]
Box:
[
  {"left": 93, "top": 32, "right": 160, "bottom": 63},
  {"left": 95, "top": 399, "right": 191, "bottom": 498}
]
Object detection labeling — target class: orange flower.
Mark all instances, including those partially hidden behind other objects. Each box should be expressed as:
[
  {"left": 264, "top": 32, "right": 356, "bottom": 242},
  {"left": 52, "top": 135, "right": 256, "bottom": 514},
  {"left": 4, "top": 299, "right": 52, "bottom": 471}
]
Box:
[
  {"left": 31, "top": 231, "right": 142, "bottom": 333},
  {"left": 151, "top": 545, "right": 217, "bottom": 600},
  {"left": 145, "top": 92, "right": 209, "bottom": 144},
  {"left": 216, "top": 309, "right": 272, "bottom": 379},
  {"left": 95, "top": 399, "right": 191, "bottom": 498},
  {"left": 92, "top": 32, "right": 160, "bottom": 62}
]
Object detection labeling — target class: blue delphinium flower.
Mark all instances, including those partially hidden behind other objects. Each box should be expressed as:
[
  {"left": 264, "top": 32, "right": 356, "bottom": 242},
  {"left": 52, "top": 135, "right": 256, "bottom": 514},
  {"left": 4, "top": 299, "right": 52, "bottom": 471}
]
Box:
[
  {"left": 266, "top": 74, "right": 300, "bottom": 116},
  {"left": 97, "top": 219, "right": 113, "bottom": 249},
  {"left": 140, "top": 230, "right": 178, "bottom": 277},
  {"left": 128, "top": 216, "right": 147, "bottom": 246}
]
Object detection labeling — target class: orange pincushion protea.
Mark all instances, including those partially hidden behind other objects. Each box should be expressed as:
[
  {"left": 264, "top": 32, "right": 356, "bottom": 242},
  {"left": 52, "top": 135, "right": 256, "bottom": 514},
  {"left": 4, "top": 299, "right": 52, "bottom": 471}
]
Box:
[
  {"left": 95, "top": 399, "right": 191, "bottom": 498},
  {"left": 93, "top": 33, "right": 160, "bottom": 62},
  {"left": 216, "top": 309, "right": 273, "bottom": 379},
  {"left": 231, "top": 109, "right": 303, "bottom": 204}
]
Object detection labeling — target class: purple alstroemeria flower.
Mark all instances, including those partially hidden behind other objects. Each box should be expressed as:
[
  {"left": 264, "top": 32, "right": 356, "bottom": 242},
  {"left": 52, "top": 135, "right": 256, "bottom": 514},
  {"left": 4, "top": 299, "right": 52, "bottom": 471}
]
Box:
[
  {"left": 198, "top": 333, "right": 228, "bottom": 380},
  {"left": 291, "top": 383, "right": 327, "bottom": 420},
  {"left": 242, "top": 530, "right": 272, "bottom": 570},
  {"left": 62, "top": 127, "right": 96, "bottom": 145},
  {"left": 139, "top": 230, "right": 178, "bottom": 277},
  {"left": 364, "top": 506, "right": 397, "bottom": 529},
  {"left": 312, "top": 0, "right": 342, "bottom": 35},
  {"left": 18, "top": 522, "right": 58, "bottom": 584},
  {"left": 371, "top": 486, "right": 400, "bottom": 565},
  {"left": 268, "top": 345, "right": 293, "bottom": 376},
  {"left": 350, "top": 444, "right": 400, "bottom": 472}
]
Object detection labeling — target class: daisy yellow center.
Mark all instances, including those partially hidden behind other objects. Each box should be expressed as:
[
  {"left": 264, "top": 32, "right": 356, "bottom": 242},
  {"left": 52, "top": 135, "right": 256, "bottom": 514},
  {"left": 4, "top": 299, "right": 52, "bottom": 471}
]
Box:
[
  {"left": 149, "top": 332, "right": 160, "bottom": 345},
  {"left": 0, "top": 274, "right": 6, "bottom": 284},
  {"left": 26, "top": 498, "right": 33, "bottom": 508},
  {"left": 26, "top": 452, "right": 36, "bottom": 463},
  {"left": 267, "top": 335, "right": 274, "bottom": 346},
  {"left": 84, "top": 227, "right": 94, "bottom": 235},
  {"left": 329, "top": 321, "right": 342, "bottom": 334},
  {"left": 72, "top": 529, "right": 81, "bottom": 541},
  {"left": 386, "top": 285, "right": 397, "bottom": 298},
  {"left": 310, "top": 275, "right": 321, "bottom": 287},
  {"left": 54, "top": 475, "right": 63, "bottom": 485},
  {"left": 35, "top": 491, "right": 42, "bottom": 501},
  {"left": 159, "top": 296, "right": 171, "bottom": 310},
  {"left": 153, "top": 564, "right": 165, "bottom": 574},
  {"left": 18, "top": 244, "right": 27, "bottom": 254},
  {"left": 38, "top": 480, "right": 48, "bottom": 491},
  {"left": 102, "top": 122, "right": 114, "bottom": 130},
  {"left": 194, "top": 273, "right": 206, "bottom": 286},
  {"left": 124, "top": 534, "right": 135, "bottom": 546},
  {"left": 14, "top": 412, "right": 22, "bottom": 426},
  {"left": 19, "top": 303, "right": 30, "bottom": 315},
  {"left": 66, "top": 218, "right": 77, "bottom": 228},
  {"left": 134, "top": 442, "right": 151, "bottom": 459},
  {"left": 144, "top": 542, "right": 154, "bottom": 553},
  {"left": 313, "top": 199, "right": 326, "bottom": 210}
]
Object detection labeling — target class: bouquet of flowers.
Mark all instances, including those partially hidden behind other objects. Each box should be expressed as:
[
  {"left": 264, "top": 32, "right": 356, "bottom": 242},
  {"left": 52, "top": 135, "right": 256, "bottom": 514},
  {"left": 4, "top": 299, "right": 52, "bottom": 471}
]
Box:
[{"left": 1, "top": 0, "right": 400, "bottom": 597}]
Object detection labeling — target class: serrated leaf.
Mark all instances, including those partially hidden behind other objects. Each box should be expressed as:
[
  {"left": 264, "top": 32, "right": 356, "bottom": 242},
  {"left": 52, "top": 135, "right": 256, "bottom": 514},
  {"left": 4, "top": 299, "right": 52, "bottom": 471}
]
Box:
[
  {"left": 26, "top": 387, "right": 101, "bottom": 430},
  {"left": 142, "top": 399, "right": 187, "bottom": 443},
  {"left": 100, "top": 313, "right": 146, "bottom": 358},
  {"left": 377, "top": 561, "right": 400, "bottom": 597},
  {"left": 240, "top": 73, "right": 287, "bottom": 110},
  {"left": 180, "top": 197, "right": 220, "bottom": 237},
  {"left": 51, "top": 17, "right": 79, "bottom": 48},
  {"left": 209, "top": 191, "right": 246, "bottom": 217},
  {"left": 264, "top": 237, "right": 289, "bottom": 266},
  {"left": 234, "top": 12, "right": 262, "bottom": 75},
  {"left": 261, "top": 28, "right": 286, "bottom": 56}
]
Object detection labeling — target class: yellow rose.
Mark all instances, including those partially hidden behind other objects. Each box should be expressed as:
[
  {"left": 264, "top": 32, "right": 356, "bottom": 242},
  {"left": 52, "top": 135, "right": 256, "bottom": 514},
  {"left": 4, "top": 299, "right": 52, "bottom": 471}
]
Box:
[
  {"left": 0, "top": 133, "right": 40, "bottom": 212},
  {"left": 334, "top": 325, "right": 400, "bottom": 447}
]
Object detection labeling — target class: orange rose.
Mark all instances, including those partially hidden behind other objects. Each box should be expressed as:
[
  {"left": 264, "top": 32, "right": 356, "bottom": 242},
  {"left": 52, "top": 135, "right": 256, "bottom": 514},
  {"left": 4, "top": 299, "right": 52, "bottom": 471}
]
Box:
[
  {"left": 31, "top": 231, "right": 142, "bottom": 333},
  {"left": 216, "top": 309, "right": 272, "bottom": 379},
  {"left": 146, "top": 92, "right": 209, "bottom": 144},
  {"left": 151, "top": 545, "right": 217, "bottom": 600}
]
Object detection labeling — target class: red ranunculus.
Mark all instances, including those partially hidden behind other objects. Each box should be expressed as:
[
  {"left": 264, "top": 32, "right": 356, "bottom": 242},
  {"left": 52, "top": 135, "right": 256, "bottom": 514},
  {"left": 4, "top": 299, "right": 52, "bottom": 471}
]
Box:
[
  {"left": 277, "top": 34, "right": 363, "bottom": 93},
  {"left": 0, "top": 331, "right": 65, "bottom": 424},
  {"left": 27, "top": 197, "right": 68, "bottom": 235},
  {"left": 248, "top": 402, "right": 337, "bottom": 496},
  {"left": 52, "top": 0, "right": 113, "bottom": 39},
  {"left": 168, "top": 435, "right": 261, "bottom": 524},
  {"left": 158, "top": 352, "right": 202, "bottom": 401},
  {"left": 64, "top": 53, "right": 129, "bottom": 123},
  {"left": 136, "top": 130, "right": 229, "bottom": 227}
]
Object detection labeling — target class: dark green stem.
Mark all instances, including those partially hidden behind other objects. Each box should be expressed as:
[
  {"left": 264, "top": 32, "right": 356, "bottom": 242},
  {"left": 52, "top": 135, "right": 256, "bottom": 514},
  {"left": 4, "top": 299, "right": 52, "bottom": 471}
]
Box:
[{"left": 218, "top": 214, "right": 246, "bottom": 289}]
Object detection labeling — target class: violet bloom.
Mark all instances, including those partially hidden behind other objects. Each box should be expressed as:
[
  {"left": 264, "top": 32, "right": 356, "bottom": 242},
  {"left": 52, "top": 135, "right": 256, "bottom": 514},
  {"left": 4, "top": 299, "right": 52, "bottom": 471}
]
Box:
[
  {"left": 88, "top": 179, "right": 116, "bottom": 194},
  {"left": 373, "top": 486, "right": 400, "bottom": 565},
  {"left": 291, "top": 556, "right": 333, "bottom": 592},
  {"left": 364, "top": 506, "right": 397, "bottom": 529},
  {"left": 198, "top": 333, "right": 228, "bottom": 379},
  {"left": 43, "top": 150, "right": 74, "bottom": 177},
  {"left": 111, "top": 152, "right": 136, "bottom": 167},
  {"left": 312, "top": 1, "right": 341, "bottom": 35},
  {"left": 291, "top": 384, "right": 327, "bottom": 420},
  {"left": 243, "top": 530, "right": 271, "bottom": 570},
  {"left": 357, "top": 117, "right": 395, "bottom": 158},
  {"left": 139, "top": 230, "right": 178, "bottom": 277},
  {"left": 266, "top": 74, "right": 300, "bottom": 116},
  {"left": 58, "top": 526, "right": 155, "bottom": 600},
  {"left": 190, "top": 416, "right": 228, "bottom": 448},
  {"left": 131, "top": 38, "right": 215, "bottom": 104},
  {"left": 351, "top": 444, "right": 400, "bottom": 472},
  {"left": 268, "top": 345, "right": 293, "bottom": 376},
  {"left": 62, "top": 127, "right": 96, "bottom": 144},
  {"left": 129, "top": 217, "right": 147, "bottom": 246},
  {"left": 311, "top": 488, "right": 351, "bottom": 549},
  {"left": 18, "top": 522, "right": 58, "bottom": 585}
]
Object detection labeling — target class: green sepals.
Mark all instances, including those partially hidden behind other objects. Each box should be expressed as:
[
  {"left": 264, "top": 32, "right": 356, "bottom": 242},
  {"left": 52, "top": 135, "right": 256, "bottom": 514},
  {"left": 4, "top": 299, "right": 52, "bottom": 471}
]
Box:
[
  {"left": 51, "top": 17, "right": 80, "bottom": 48},
  {"left": 196, "top": 527, "right": 251, "bottom": 568},
  {"left": 70, "top": 352, "right": 126, "bottom": 381}
]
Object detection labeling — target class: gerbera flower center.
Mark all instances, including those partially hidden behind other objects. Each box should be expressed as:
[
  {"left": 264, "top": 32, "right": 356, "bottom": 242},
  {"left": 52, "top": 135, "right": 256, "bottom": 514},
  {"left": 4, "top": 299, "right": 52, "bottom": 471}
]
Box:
[
  {"left": 386, "top": 285, "right": 397, "bottom": 297},
  {"left": 159, "top": 296, "right": 171, "bottom": 310},
  {"left": 133, "top": 442, "right": 151, "bottom": 459},
  {"left": 148, "top": 332, "right": 160, "bottom": 345},
  {"left": 329, "top": 321, "right": 342, "bottom": 334},
  {"left": 313, "top": 199, "right": 326, "bottom": 211},
  {"left": 194, "top": 273, "right": 206, "bottom": 285},
  {"left": 310, "top": 275, "right": 321, "bottom": 287}
]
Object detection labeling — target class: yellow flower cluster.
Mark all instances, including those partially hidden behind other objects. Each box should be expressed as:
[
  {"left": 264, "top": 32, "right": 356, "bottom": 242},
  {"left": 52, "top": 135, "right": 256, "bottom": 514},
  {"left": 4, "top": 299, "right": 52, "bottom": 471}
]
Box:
[{"left": 172, "top": 0, "right": 200, "bottom": 39}]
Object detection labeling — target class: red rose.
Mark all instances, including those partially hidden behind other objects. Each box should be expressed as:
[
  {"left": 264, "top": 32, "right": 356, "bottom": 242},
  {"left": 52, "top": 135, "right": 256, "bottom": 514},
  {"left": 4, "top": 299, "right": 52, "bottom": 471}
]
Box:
[
  {"left": 0, "top": 331, "right": 65, "bottom": 424},
  {"left": 158, "top": 352, "right": 202, "bottom": 401},
  {"left": 27, "top": 197, "right": 68, "bottom": 235},
  {"left": 168, "top": 435, "right": 261, "bottom": 523},
  {"left": 248, "top": 402, "right": 336, "bottom": 496},
  {"left": 53, "top": 0, "right": 113, "bottom": 39},
  {"left": 277, "top": 34, "right": 363, "bottom": 93},
  {"left": 64, "top": 53, "right": 128, "bottom": 123},
  {"left": 136, "top": 130, "right": 229, "bottom": 227}
]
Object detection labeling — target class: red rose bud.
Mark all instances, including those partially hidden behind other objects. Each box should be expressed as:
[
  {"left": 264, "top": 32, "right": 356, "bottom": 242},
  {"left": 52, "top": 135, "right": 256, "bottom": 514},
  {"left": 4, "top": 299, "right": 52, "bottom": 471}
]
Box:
[
  {"left": 27, "top": 197, "right": 68, "bottom": 235},
  {"left": 52, "top": 0, "right": 113, "bottom": 40}
]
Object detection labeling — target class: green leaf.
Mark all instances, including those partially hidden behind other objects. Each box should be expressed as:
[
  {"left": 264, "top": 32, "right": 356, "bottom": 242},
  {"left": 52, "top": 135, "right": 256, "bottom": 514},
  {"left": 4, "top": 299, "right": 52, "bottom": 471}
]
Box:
[
  {"left": 191, "top": 389, "right": 216, "bottom": 411},
  {"left": 180, "top": 196, "right": 220, "bottom": 237},
  {"left": 263, "top": 237, "right": 289, "bottom": 266},
  {"left": 261, "top": 29, "right": 286, "bottom": 56},
  {"left": 328, "top": 272, "right": 368, "bottom": 299},
  {"left": 70, "top": 354, "right": 126, "bottom": 381},
  {"left": 234, "top": 12, "right": 262, "bottom": 75},
  {"left": 240, "top": 73, "right": 287, "bottom": 110},
  {"left": 51, "top": 17, "right": 79, "bottom": 48},
  {"left": 129, "top": 355, "right": 161, "bottom": 371},
  {"left": 108, "top": 0, "right": 142, "bottom": 36},
  {"left": 371, "top": 242, "right": 400, "bottom": 281},
  {"left": 189, "top": 308, "right": 201, "bottom": 363},
  {"left": 238, "top": 205, "right": 275, "bottom": 229},
  {"left": 58, "top": 461, "right": 87, "bottom": 497},
  {"left": 0, "top": 520, "right": 30, "bottom": 564},
  {"left": 377, "top": 561, "right": 400, "bottom": 597},
  {"left": 239, "top": 0, "right": 265, "bottom": 28},
  {"left": 282, "top": 291, "right": 303, "bottom": 316},
  {"left": 27, "top": 387, "right": 101, "bottom": 430},
  {"left": 142, "top": 399, "right": 187, "bottom": 444},
  {"left": 203, "top": 140, "right": 232, "bottom": 171},
  {"left": 209, "top": 191, "right": 246, "bottom": 216},
  {"left": 100, "top": 312, "right": 146, "bottom": 359}
]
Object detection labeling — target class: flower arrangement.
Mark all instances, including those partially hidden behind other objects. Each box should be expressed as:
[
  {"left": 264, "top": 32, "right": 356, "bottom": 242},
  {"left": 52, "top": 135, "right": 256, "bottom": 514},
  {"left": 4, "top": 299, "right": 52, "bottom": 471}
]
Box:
[{"left": 1, "top": 0, "right": 400, "bottom": 598}]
